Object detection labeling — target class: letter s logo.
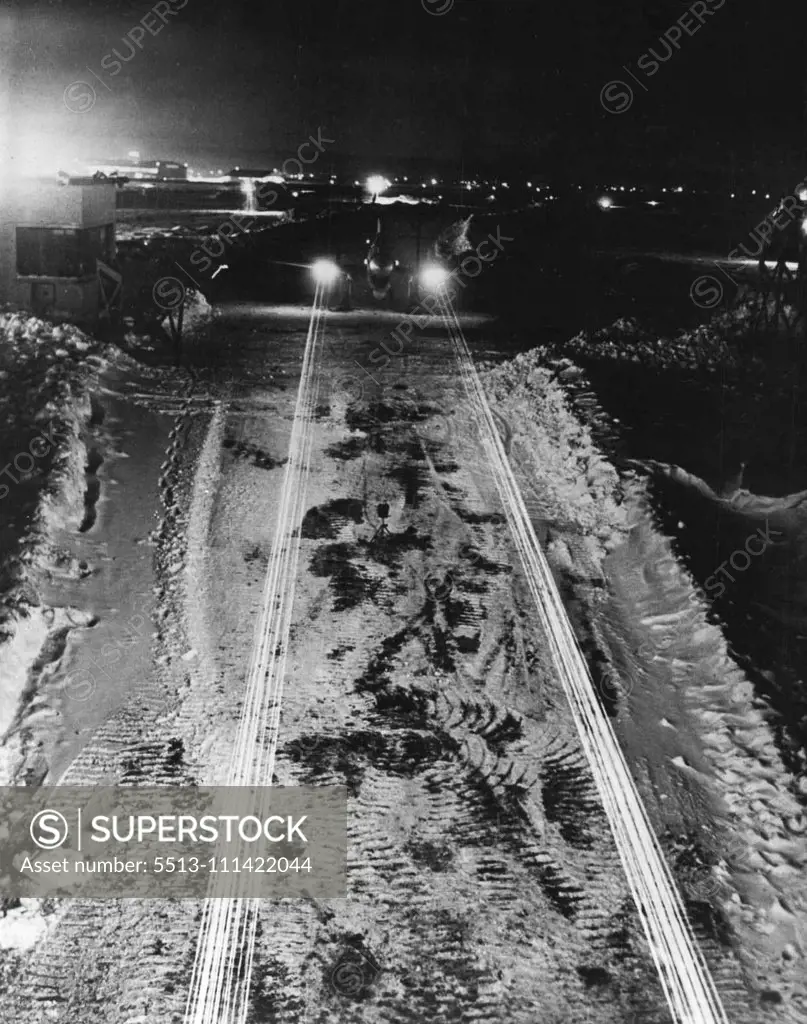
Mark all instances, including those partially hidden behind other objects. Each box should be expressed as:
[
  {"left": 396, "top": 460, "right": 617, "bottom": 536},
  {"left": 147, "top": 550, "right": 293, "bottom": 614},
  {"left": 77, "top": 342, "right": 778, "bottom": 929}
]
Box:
[{"left": 30, "top": 810, "right": 69, "bottom": 849}]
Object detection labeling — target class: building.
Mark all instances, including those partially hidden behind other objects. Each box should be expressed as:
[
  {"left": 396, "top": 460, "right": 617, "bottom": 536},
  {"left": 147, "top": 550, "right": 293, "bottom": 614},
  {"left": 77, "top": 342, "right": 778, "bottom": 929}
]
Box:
[
  {"left": 153, "top": 160, "right": 188, "bottom": 180},
  {"left": 79, "top": 158, "right": 188, "bottom": 180},
  {"left": 0, "top": 178, "right": 117, "bottom": 323},
  {"left": 228, "top": 168, "right": 283, "bottom": 181}
]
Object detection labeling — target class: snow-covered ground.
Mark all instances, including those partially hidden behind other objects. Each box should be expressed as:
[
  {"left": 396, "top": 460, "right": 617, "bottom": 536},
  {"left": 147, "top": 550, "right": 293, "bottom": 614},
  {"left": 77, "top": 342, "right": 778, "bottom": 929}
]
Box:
[
  {"left": 115, "top": 207, "right": 289, "bottom": 242},
  {"left": 0, "top": 298, "right": 805, "bottom": 1021},
  {"left": 0, "top": 314, "right": 120, "bottom": 777},
  {"left": 481, "top": 343, "right": 807, "bottom": 1017}
]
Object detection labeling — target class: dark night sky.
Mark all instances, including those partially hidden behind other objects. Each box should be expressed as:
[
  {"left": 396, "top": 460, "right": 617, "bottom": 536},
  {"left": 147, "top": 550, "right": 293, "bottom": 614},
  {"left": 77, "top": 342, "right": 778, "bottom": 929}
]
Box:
[{"left": 1, "top": 0, "right": 804, "bottom": 179}]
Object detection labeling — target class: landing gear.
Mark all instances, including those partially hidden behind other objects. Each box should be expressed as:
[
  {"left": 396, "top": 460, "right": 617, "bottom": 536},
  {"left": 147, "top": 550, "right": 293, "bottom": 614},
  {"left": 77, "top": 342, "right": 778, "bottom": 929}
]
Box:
[
  {"left": 385, "top": 270, "right": 411, "bottom": 311},
  {"left": 329, "top": 272, "right": 353, "bottom": 312}
]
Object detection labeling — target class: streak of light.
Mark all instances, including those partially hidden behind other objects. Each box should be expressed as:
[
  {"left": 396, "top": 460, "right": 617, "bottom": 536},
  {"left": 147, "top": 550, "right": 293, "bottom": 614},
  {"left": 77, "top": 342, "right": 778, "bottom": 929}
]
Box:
[
  {"left": 434, "top": 289, "right": 730, "bottom": 1024},
  {"left": 183, "top": 287, "right": 329, "bottom": 1024}
]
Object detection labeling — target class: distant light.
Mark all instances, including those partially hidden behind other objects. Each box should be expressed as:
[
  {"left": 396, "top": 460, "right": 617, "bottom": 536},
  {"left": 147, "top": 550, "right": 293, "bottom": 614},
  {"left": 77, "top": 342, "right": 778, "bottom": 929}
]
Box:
[
  {"left": 765, "top": 193, "right": 770, "bottom": 199},
  {"left": 366, "top": 175, "right": 391, "bottom": 196},
  {"left": 311, "top": 259, "right": 341, "bottom": 285},
  {"left": 527, "top": 181, "right": 532, "bottom": 187},
  {"left": 420, "top": 264, "right": 450, "bottom": 291},
  {"left": 751, "top": 189, "right": 756, "bottom": 195},
  {"left": 675, "top": 186, "right": 683, "bottom": 193},
  {"left": 646, "top": 200, "right": 660, "bottom": 207},
  {"left": 240, "top": 177, "right": 257, "bottom": 210},
  {"left": 597, "top": 195, "right": 613, "bottom": 210},
  {"left": 431, "top": 178, "right": 438, "bottom": 186},
  {"left": 730, "top": 192, "right": 735, "bottom": 198},
  {"left": 502, "top": 181, "right": 509, "bottom": 188}
]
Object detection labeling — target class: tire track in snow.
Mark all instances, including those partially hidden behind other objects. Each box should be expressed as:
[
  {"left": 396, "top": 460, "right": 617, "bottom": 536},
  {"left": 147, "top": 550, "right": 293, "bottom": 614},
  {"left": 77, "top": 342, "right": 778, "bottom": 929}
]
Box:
[
  {"left": 182, "top": 287, "right": 329, "bottom": 1024},
  {"left": 435, "top": 292, "right": 730, "bottom": 1024}
]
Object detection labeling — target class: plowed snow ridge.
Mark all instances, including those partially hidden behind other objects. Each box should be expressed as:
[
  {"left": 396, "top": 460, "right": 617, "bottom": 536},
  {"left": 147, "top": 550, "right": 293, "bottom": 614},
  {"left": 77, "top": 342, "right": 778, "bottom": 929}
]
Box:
[{"left": 436, "top": 291, "right": 729, "bottom": 1024}]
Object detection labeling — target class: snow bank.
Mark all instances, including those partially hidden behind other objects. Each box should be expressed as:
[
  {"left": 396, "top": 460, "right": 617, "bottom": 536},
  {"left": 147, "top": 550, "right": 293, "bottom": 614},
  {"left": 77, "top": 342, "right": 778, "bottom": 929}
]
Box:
[
  {"left": 563, "top": 299, "right": 784, "bottom": 373},
  {"left": 481, "top": 339, "right": 807, "bottom": 1012},
  {"left": 481, "top": 351, "right": 629, "bottom": 552},
  {"left": 0, "top": 313, "right": 117, "bottom": 743},
  {"left": 159, "top": 288, "right": 213, "bottom": 337}
]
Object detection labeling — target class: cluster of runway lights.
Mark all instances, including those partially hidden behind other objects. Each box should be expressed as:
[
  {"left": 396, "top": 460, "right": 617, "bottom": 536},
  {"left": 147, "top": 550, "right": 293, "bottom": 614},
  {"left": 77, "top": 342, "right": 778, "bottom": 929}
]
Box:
[{"left": 600, "top": 187, "right": 807, "bottom": 212}]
